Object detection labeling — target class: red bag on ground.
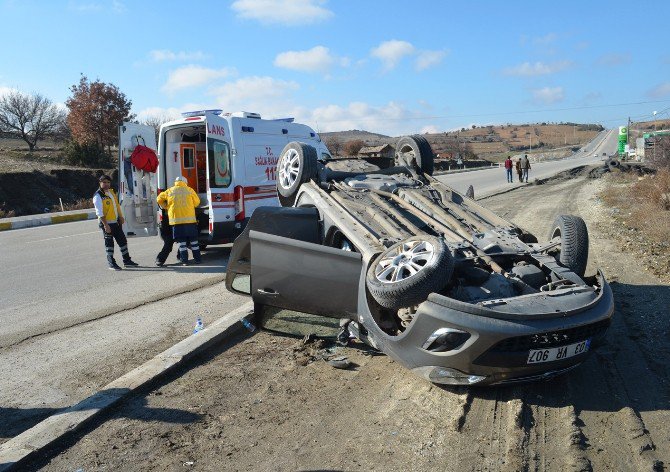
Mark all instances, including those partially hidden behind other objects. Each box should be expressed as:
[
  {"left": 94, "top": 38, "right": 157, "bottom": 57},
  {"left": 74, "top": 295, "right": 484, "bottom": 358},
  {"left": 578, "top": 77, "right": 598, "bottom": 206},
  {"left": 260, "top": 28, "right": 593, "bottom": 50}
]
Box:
[{"left": 130, "top": 142, "right": 158, "bottom": 173}]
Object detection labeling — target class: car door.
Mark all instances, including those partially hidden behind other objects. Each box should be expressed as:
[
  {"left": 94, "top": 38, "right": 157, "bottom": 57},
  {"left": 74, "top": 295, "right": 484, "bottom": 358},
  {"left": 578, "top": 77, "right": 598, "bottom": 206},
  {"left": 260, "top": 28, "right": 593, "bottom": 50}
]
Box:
[
  {"left": 204, "top": 112, "right": 234, "bottom": 233},
  {"left": 118, "top": 122, "right": 158, "bottom": 237},
  {"left": 249, "top": 230, "right": 363, "bottom": 319}
]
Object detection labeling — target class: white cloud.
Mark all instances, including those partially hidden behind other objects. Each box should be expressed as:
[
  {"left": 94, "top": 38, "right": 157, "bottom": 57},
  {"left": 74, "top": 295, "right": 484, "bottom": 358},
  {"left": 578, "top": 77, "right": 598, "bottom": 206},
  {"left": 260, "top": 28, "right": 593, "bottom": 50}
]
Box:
[
  {"left": 150, "top": 50, "right": 207, "bottom": 62},
  {"left": 531, "top": 86, "right": 564, "bottom": 105},
  {"left": 415, "top": 50, "right": 448, "bottom": 71},
  {"left": 231, "top": 0, "right": 333, "bottom": 26},
  {"left": 503, "top": 60, "right": 573, "bottom": 77},
  {"left": 421, "top": 125, "right": 440, "bottom": 134},
  {"left": 135, "top": 107, "right": 182, "bottom": 122},
  {"left": 162, "top": 65, "right": 237, "bottom": 93},
  {"left": 303, "top": 101, "right": 417, "bottom": 135},
  {"left": 647, "top": 82, "right": 670, "bottom": 99},
  {"left": 596, "top": 53, "right": 631, "bottom": 67},
  {"left": 112, "top": 0, "right": 126, "bottom": 12},
  {"left": 274, "top": 46, "right": 347, "bottom": 74},
  {"left": 68, "top": 1, "right": 102, "bottom": 11},
  {"left": 533, "top": 33, "right": 557, "bottom": 45},
  {"left": 209, "top": 76, "right": 300, "bottom": 114},
  {"left": 371, "top": 40, "right": 416, "bottom": 71}
]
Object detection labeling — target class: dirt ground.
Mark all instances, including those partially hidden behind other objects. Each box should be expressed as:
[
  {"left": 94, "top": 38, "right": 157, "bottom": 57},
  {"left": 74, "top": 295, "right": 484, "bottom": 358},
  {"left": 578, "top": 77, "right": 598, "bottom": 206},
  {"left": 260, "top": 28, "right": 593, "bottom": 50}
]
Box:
[{"left": 24, "top": 167, "right": 669, "bottom": 471}]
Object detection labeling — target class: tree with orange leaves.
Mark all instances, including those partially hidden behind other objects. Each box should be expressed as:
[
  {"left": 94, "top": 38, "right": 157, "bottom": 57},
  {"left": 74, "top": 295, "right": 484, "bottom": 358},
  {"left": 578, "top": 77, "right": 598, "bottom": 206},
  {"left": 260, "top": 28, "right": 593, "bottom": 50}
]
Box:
[{"left": 65, "top": 75, "right": 134, "bottom": 153}]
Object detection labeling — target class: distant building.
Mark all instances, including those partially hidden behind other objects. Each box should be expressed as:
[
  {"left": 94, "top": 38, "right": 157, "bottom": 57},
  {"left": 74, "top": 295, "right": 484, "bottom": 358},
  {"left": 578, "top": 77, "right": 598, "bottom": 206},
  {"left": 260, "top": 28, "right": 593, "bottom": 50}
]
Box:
[{"left": 358, "top": 144, "right": 394, "bottom": 158}]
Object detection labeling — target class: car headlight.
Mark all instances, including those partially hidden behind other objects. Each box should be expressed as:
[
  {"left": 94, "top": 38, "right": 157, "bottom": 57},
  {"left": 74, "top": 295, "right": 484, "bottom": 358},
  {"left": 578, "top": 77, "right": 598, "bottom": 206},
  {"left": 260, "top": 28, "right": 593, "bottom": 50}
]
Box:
[
  {"left": 422, "top": 327, "right": 471, "bottom": 352},
  {"left": 412, "top": 366, "right": 486, "bottom": 385}
]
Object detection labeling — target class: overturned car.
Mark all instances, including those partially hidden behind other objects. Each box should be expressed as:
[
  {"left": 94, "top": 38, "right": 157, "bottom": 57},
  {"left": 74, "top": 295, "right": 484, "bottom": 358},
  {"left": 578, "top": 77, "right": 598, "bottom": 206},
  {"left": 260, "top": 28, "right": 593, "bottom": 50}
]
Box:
[{"left": 226, "top": 136, "right": 614, "bottom": 386}]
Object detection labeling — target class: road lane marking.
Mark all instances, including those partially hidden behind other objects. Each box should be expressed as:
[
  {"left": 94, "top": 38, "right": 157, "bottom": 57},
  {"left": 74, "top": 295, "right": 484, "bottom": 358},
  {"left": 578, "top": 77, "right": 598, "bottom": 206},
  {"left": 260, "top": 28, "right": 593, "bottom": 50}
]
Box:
[{"left": 26, "top": 231, "right": 99, "bottom": 243}]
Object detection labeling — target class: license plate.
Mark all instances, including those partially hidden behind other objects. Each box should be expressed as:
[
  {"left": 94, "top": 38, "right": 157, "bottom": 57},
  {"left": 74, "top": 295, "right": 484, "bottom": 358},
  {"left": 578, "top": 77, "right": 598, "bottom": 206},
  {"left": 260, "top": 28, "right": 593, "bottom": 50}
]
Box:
[{"left": 527, "top": 339, "right": 590, "bottom": 364}]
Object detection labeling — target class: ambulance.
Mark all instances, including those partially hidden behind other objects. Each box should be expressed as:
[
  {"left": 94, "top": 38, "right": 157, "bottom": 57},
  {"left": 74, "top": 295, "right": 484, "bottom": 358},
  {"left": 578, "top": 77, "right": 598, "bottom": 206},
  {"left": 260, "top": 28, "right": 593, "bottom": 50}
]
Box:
[{"left": 118, "top": 110, "right": 331, "bottom": 245}]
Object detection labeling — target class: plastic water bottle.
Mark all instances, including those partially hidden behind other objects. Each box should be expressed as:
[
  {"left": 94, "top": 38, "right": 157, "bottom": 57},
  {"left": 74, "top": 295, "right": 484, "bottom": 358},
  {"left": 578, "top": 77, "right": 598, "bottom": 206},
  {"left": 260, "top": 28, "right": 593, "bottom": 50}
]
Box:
[
  {"left": 193, "top": 317, "right": 204, "bottom": 334},
  {"left": 241, "top": 317, "right": 256, "bottom": 332}
]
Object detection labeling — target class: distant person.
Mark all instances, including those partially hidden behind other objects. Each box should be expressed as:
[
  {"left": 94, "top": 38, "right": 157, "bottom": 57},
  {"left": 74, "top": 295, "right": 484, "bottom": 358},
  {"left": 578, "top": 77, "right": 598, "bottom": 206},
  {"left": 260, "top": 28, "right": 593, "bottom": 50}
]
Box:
[
  {"left": 515, "top": 158, "right": 523, "bottom": 183},
  {"left": 92, "top": 174, "right": 138, "bottom": 270},
  {"left": 504, "top": 156, "right": 513, "bottom": 183},
  {"left": 520, "top": 154, "right": 531, "bottom": 183},
  {"left": 157, "top": 176, "right": 201, "bottom": 265}
]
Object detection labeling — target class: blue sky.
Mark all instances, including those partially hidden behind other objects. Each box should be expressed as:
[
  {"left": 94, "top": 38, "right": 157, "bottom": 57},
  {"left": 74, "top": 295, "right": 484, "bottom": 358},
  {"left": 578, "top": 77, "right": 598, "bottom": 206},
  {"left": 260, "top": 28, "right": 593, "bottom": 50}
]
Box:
[{"left": 1, "top": 0, "right": 669, "bottom": 136}]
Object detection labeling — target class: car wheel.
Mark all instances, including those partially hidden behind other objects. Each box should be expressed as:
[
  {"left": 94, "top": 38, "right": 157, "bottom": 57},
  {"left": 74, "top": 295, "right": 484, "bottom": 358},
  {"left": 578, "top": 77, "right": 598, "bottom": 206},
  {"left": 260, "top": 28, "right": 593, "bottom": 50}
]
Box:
[
  {"left": 277, "top": 142, "right": 318, "bottom": 204},
  {"left": 548, "top": 215, "right": 589, "bottom": 277},
  {"left": 395, "top": 135, "right": 435, "bottom": 176},
  {"left": 366, "top": 236, "right": 453, "bottom": 309}
]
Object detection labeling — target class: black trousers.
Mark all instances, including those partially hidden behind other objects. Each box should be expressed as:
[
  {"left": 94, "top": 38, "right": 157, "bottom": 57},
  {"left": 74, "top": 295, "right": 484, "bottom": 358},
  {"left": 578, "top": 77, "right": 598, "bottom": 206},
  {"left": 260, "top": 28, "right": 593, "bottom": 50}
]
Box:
[
  {"left": 101, "top": 222, "right": 130, "bottom": 264},
  {"left": 156, "top": 229, "right": 174, "bottom": 264}
]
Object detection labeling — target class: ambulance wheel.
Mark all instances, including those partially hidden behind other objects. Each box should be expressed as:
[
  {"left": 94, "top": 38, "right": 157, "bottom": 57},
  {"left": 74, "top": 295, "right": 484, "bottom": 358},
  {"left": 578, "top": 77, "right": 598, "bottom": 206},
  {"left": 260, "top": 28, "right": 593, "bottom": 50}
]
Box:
[{"left": 277, "top": 142, "right": 318, "bottom": 203}]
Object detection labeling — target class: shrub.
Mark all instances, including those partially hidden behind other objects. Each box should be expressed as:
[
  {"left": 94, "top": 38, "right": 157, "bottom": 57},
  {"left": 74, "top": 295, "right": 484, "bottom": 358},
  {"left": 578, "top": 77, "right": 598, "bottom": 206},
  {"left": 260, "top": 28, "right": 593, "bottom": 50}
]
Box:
[
  {"left": 632, "top": 168, "right": 670, "bottom": 210},
  {"left": 0, "top": 208, "right": 16, "bottom": 219},
  {"left": 61, "top": 140, "right": 113, "bottom": 167}
]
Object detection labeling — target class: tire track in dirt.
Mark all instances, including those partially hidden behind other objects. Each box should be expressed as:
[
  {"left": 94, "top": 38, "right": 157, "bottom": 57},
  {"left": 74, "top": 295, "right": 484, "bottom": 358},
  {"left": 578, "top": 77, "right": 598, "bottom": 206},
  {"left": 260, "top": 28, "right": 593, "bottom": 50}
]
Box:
[
  {"left": 573, "top": 178, "right": 668, "bottom": 470},
  {"left": 483, "top": 173, "right": 667, "bottom": 471}
]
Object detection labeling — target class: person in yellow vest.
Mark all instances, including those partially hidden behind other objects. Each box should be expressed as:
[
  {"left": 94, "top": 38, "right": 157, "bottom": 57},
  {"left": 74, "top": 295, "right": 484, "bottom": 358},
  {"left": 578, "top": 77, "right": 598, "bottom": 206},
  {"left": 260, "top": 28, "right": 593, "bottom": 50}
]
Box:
[
  {"left": 157, "top": 176, "right": 202, "bottom": 265},
  {"left": 92, "top": 174, "right": 138, "bottom": 270}
]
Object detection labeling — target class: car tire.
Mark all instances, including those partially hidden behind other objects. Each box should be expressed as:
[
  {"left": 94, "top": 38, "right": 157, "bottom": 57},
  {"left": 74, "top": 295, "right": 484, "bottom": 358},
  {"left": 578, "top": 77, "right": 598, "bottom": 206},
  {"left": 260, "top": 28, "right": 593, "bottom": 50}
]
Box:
[
  {"left": 548, "top": 215, "right": 589, "bottom": 277},
  {"left": 395, "top": 135, "right": 435, "bottom": 176},
  {"left": 366, "top": 235, "right": 453, "bottom": 309},
  {"left": 277, "top": 142, "right": 318, "bottom": 204},
  {"left": 607, "top": 158, "right": 620, "bottom": 171}
]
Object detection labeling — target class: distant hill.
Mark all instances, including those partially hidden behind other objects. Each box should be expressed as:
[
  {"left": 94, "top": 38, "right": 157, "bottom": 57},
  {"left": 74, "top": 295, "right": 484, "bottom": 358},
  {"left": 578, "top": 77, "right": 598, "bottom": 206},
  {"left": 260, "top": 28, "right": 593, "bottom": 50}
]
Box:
[
  {"left": 320, "top": 123, "right": 604, "bottom": 161},
  {"left": 319, "top": 130, "right": 392, "bottom": 144}
]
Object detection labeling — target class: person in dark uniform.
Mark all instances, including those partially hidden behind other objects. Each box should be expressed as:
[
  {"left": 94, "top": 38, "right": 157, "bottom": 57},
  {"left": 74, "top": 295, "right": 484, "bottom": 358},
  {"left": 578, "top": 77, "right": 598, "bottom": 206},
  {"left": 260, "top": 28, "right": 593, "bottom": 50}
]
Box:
[{"left": 92, "top": 174, "right": 138, "bottom": 270}]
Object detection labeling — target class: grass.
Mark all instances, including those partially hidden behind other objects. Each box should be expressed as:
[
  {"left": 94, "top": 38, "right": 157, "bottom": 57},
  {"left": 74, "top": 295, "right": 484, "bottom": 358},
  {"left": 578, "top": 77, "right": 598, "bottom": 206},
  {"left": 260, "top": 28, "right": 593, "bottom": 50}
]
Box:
[
  {"left": 0, "top": 208, "right": 16, "bottom": 219},
  {"left": 599, "top": 168, "right": 670, "bottom": 278},
  {"left": 50, "top": 198, "right": 93, "bottom": 212}
]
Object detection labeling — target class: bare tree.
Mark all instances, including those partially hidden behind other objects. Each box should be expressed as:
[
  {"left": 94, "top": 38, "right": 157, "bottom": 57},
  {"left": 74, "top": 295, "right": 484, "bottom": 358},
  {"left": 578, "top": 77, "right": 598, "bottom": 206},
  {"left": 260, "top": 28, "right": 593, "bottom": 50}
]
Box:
[
  {"left": 0, "top": 90, "right": 67, "bottom": 152},
  {"left": 647, "top": 135, "right": 670, "bottom": 170},
  {"left": 324, "top": 135, "right": 343, "bottom": 157},
  {"left": 142, "top": 113, "right": 175, "bottom": 144}
]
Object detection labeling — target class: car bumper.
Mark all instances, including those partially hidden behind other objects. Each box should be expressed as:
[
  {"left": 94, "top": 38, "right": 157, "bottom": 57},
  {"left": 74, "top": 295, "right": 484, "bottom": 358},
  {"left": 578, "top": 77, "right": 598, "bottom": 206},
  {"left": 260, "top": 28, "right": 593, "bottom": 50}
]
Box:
[{"left": 363, "top": 271, "right": 614, "bottom": 386}]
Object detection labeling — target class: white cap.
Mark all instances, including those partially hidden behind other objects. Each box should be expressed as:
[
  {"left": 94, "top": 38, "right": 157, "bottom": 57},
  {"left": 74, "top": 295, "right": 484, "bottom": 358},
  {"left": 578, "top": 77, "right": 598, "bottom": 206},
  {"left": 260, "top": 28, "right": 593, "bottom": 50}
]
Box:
[{"left": 175, "top": 176, "right": 186, "bottom": 183}]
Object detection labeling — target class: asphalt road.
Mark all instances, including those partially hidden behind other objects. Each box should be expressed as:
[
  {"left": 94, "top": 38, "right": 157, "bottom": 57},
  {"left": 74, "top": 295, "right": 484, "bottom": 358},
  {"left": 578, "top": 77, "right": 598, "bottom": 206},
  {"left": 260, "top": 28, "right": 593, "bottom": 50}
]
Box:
[
  {"left": 0, "top": 221, "right": 232, "bottom": 348},
  {"left": 436, "top": 129, "right": 618, "bottom": 195}
]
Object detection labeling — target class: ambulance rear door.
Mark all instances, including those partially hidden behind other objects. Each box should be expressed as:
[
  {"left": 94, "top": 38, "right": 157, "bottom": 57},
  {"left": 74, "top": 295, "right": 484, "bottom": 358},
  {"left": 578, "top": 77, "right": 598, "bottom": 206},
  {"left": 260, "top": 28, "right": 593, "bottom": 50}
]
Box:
[
  {"left": 236, "top": 118, "right": 283, "bottom": 218},
  {"left": 118, "top": 122, "right": 158, "bottom": 237},
  {"left": 204, "top": 112, "right": 235, "bottom": 238}
]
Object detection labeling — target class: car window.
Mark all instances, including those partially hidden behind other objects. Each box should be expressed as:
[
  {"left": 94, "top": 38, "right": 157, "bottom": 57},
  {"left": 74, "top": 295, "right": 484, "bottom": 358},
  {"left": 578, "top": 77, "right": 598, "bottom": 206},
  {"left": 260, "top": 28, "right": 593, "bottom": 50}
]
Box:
[
  {"left": 208, "top": 137, "right": 232, "bottom": 188},
  {"left": 260, "top": 306, "right": 340, "bottom": 339}
]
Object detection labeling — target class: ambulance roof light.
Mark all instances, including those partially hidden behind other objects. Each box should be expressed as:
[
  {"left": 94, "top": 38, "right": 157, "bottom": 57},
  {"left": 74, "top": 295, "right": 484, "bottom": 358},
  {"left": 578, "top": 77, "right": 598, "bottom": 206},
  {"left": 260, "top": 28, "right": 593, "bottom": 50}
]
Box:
[
  {"left": 181, "top": 109, "right": 223, "bottom": 118},
  {"left": 273, "top": 117, "right": 295, "bottom": 123}
]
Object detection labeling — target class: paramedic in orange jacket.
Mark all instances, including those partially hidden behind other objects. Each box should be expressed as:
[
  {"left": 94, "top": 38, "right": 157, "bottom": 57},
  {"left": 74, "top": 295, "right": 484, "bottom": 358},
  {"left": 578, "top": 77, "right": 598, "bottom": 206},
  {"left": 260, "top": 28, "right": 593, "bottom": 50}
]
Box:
[
  {"left": 93, "top": 174, "right": 138, "bottom": 270},
  {"left": 157, "top": 176, "right": 202, "bottom": 265}
]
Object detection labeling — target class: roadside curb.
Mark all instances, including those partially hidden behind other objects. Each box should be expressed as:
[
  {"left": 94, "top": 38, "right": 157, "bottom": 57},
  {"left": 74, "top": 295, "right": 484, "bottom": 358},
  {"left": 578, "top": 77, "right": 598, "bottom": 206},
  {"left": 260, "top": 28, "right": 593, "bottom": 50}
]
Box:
[
  {"left": 0, "top": 301, "right": 254, "bottom": 471},
  {"left": 0, "top": 209, "right": 97, "bottom": 232}
]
